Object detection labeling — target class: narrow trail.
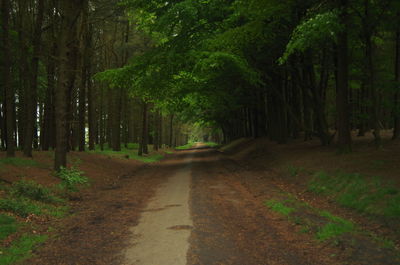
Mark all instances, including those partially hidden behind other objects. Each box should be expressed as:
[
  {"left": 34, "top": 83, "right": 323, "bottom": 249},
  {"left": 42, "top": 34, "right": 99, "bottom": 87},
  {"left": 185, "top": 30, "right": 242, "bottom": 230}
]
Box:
[
  {"left": 124, "top": 153, "right": 193, "bottom": 265},
  {"left": 122, "top": 147, "right": 339, "bottom": 265}
]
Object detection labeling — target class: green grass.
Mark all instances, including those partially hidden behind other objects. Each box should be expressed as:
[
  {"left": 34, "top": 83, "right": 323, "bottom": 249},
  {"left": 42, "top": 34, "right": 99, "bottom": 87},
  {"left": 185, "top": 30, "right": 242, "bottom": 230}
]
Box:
[
  {"left": 308, "top": 171, "right": 400, "bottom": 218},
  {"left": 316, "top": 221, "right": 354, "bottom": 241},
  {"left": 0, "top": 214, "right": 18, "bottom": 240},
  {"left": 265, "top": 200, "right": 295, "bottom": 216},
  {"left": 0, "top": 198, "right": 43, "bottom": 217},
  {"left": 175, "top": 142, "right": 195, "bottom": 150},
  {"left": 0, "top": 157, "right": 39, "bottom": 168},
  {"left": 203, "top": 141, "right": 219, "bottom": 147},
  {"left": 10, "top": 180, "right": 64, "bottom": 204},
  {"left": 91, "top": 146, "right": 164, "bottom": 163},
  {"left": 316, "top": 211, "right": 354, "bottom": 241},
  {"left": 0, "top": 234, "right": 47, "bottom": 265}
]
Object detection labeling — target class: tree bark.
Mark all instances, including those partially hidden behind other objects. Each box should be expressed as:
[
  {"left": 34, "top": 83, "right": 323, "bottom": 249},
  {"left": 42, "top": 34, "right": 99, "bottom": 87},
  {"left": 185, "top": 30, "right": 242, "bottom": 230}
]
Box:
[
  {"left": 1, "top": 0, "right": 15, "bottom": 157},
  {"left": 138, "top": 102, "right": 148, "bottom": 156},
  {"left": 336, "top": 0, "right": 352, "bottom": 152},
  {"left": 393, "top": 13, "right": 400, "bottom": 140},
  {"left": 54, "top": 0, "right": 83, "bottom": 171},
  {"left": 23, "top": 0, "right": 45, "bottom": 157}
]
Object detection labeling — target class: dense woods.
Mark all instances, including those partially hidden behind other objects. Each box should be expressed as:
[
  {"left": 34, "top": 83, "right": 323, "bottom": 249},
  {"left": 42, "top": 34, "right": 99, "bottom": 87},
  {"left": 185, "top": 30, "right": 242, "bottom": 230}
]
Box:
[{"left": 1, "top": 0, "right": 400, "bottom": 170}]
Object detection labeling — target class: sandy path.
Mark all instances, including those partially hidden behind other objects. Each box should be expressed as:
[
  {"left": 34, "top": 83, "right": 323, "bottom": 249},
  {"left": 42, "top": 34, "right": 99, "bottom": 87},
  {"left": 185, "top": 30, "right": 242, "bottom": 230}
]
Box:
[{"left": 123, "top": 154, "right": 193, "bottom": 265}]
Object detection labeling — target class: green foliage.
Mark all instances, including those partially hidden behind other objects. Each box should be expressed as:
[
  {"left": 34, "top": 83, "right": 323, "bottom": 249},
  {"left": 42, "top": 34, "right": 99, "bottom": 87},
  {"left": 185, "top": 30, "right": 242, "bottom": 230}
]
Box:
[
  {"left": 10, "top": 180, "right": 63, "bottom": 204},
  {"left": 0, "top": 214, "right": 18, "bottom": 240},
  {"left": 265, "top": 200, "right": 294, "bottom": 216},
  {"left": 308, "top": 171, "right": 400, "bottom": 218},
  {"left": 0, "top": 198, "right": 43, "bottom": 217},
  {"left": 56, "top": 167, "right": 89, "bottom": 193},
  {"left": 92, "top": 147, "right": 164, "bottom": 163},
  {"left": 0, "top": 157, "right": 39, "bottom": 168},
  {"left": 316, "top": 221, "right": 354, "bottom": 241},
  {"left": 0, "top": 234, "right": 47, "bottom": 265},
  {"left": 175, "top": 142, "right": 194, "bottom": 150},
  {"left": 203, "top": 142, "right": 219, "bottom": 147},
  {"left": 317, "top": 211, "right": 354, "bottom": 241},
  {"left": 126, "top": 143, "right": 140, "bottom": 150},
  {"left": 279, "top": 10, "right": 341, "bottom": 64}
]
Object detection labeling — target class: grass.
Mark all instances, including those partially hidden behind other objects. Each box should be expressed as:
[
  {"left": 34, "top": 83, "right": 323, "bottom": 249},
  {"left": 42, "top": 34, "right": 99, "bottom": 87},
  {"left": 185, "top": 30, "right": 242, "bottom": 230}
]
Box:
[
  {"left": 91, "top": 145, "right": 164, "bottom": 163},
  {"left": 175, "top": 142, "right": 195, "bottom": 150},
  {"left": 0, "top": 214, "right": 18, "bottom": 240},
  {"left": 316, "top": 222, "right": 354, "bottom": 241},
  {"left": 203, "top": 141, "right": 220, "bottom": 147},
  {"left": 10, "top": 180, "right": 64, "bottom": 204},
  {"left": 308, "top": 171, "right": 400, "bottom": 218},
  {"left": 0, "top": 157, "right": 39, "bottom": 168},
  {"left": 265, "top": 200, "right": 294, "bottom": 216},
  {"left": 0, "top": 234, "right": 47, "bottom": 265},
  {"left": 316, "top": 211, "right": 355, "bottom": 241},
  {"left": 265, "top": 197, "right": 357, "bottom": 242}
]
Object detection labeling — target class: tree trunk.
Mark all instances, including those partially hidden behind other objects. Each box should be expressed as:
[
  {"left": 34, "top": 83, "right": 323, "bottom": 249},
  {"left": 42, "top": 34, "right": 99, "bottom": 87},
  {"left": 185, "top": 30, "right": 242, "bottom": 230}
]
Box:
[
  {"left": 169, "top": 114, "right": 174, "bottom": 147},
  {"left": 23, "top": 0, "right": 45, "bottom": 157},
  {"left": 336, "top": 0, "right": 352, "bottom": 152},
  {"left": 138, "top": 102, "right": 148, "bottom": 156},
  {"left": 393, "top": 14, "right": 400, "bottom": 140},
  {"left": 1, "top": 0, "right": 15, "bottom": 157},
  {"left": 54, "top": 0, "right": 83, "bottom": 171}
]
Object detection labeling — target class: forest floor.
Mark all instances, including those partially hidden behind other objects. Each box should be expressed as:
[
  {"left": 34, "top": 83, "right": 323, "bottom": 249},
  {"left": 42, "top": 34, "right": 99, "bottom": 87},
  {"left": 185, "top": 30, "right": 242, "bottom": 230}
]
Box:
[{"left": 1, "top": 132, "right": 400, "bottom": 265}]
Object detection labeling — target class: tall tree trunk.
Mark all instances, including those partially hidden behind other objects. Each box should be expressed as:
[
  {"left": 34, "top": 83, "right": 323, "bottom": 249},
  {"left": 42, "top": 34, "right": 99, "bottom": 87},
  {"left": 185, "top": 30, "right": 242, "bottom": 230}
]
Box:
[
  {"left": 169, "top": 114, "right": 174, "bottom": 147},
  {"left": 1, "top": 0, "right": 15, "bottom": 157},
  {"left": 336, "top": 0, "right": 352, "bottom": 152},
  {"left": 54, "top": 0, "right": 83, "bottom": 171},
  {"left": 42, "top": 42, "right": 57, "bottom": 151},
  {"left": 23, "top": 0, "right": 45, "bottom": 157},
  {"left": 78, "top": 0, "right": 89, "bottom": 151},
  {"left": 393, "top": 14, "right": 400, "bottom": 140},
  {"left": 138, "top": 102, "right": 148, "bottom": 156},
  {"left": 153, "top": 110, "right": 159, "bottom": 151}
]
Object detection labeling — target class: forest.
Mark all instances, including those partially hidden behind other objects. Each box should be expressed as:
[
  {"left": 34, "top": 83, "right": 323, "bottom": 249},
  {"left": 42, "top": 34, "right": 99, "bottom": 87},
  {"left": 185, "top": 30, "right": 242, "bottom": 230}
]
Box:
[
  {"left": 1, "top": 0, "right": 400, "bottom": 169},
  {"left": 1, "top": 0, "right": 400, "bottom": 264}
]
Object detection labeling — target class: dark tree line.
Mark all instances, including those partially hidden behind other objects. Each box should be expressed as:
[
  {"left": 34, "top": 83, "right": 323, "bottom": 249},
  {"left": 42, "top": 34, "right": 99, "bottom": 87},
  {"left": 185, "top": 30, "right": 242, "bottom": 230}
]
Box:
[
  {"left": 0, "top": 0, "right": 188, "bottom": 171},
  {"left": 2, "top": 0, "right": 400, "bottom": 171}
]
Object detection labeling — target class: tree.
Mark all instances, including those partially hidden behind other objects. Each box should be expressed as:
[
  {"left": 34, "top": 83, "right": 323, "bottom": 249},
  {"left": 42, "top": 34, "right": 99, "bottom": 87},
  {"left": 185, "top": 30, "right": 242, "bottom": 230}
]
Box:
[
  {"left": 1, "top": 0, "right": 15, "bottom": 157},
  {"left": 54, "top": 0, "right": 85, "bottom": 171}
]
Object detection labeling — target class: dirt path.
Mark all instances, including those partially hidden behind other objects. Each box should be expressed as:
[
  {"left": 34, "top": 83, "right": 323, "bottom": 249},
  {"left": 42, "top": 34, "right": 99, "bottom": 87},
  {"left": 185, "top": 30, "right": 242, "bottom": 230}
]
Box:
[
  {"left": 124, "top": 154, "right": 193, "bottom": 265},
  {"left": 24, "top": 147, "right": 398, "bottom": 265}
]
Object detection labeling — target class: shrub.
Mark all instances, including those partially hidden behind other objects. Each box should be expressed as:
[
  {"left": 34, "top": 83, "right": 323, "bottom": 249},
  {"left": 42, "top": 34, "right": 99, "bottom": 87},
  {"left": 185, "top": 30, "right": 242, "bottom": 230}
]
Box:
[
  {"left": 10, "top": 180, "right": 63, "bottom": 204},
  {"left": 0, "top": 198, "right": 42, "bottom": 217},
  {"left": 56, "top": 167, "right": 89, "bottom": 192}
]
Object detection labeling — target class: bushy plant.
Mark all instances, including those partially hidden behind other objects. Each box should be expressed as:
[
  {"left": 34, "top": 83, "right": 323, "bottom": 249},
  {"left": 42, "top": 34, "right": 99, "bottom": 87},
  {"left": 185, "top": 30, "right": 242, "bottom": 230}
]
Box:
[
  {"left": 0, "top": 198, "right": 42, "bottom": 217},
  {"left": 10, "top": 180, "right": 63, "bottom": 204},
  {"left": 56, "top": 167, "right": 89, "bottom": 192}
]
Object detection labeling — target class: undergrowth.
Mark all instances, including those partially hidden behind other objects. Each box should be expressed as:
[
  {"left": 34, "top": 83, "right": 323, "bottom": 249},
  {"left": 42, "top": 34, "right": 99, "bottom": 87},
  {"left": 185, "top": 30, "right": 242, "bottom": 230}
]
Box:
[
  {"left": 0, "top": 214, "right": 18, "bottom": 240},
  {"left": 176, "top": 142, "right": 194, "bottom": 150},
  {"left": 308, "top": 171, "right": 400, "bottom": 218},
  {"left": 91, "top": 146, "right": 164, "bottom": 163},
  {"left": 0, "top": 157, "right": 40, "bottom": 168},
  {"left": 265, "top": 200, "right": 294, "bottom": 216},
  {"left": 0, "top": 234, "right": 47, "bottom": 265},
  {"left": 316, "top": 211, "right": 355, "bottom": 241}
]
